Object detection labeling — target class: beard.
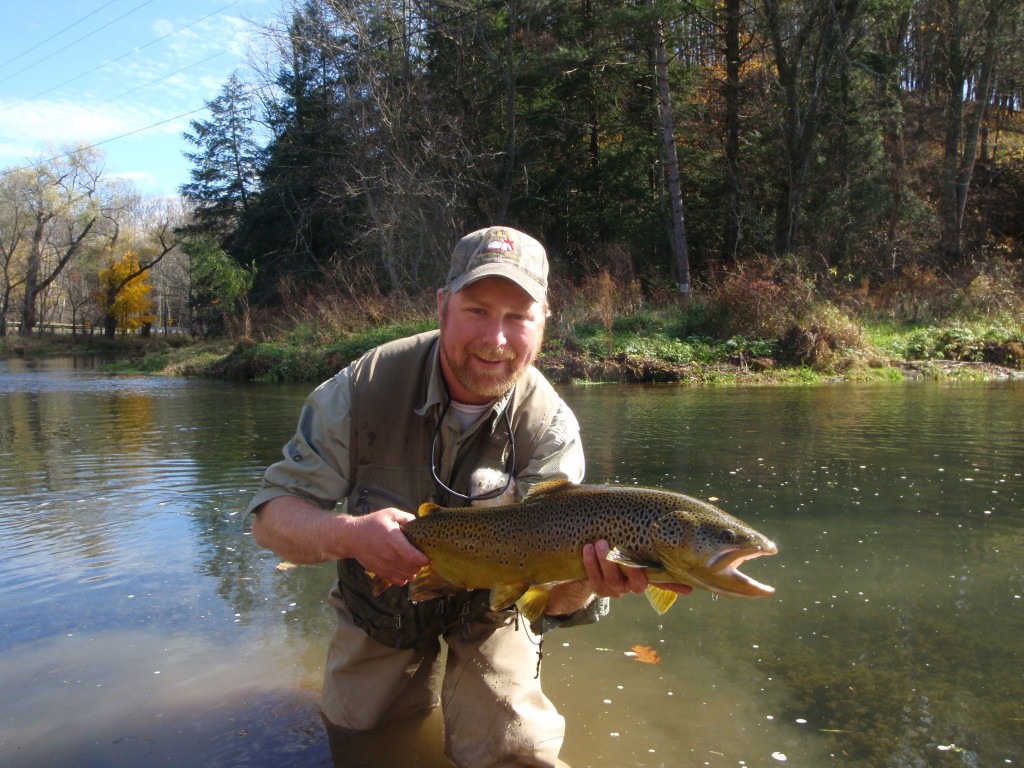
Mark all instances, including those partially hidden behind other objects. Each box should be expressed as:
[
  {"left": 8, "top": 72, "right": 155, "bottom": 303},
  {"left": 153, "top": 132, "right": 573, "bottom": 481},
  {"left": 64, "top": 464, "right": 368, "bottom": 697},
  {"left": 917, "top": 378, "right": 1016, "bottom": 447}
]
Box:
[{"left": 442, "top": 342, "right": 523, "bottom": 401}]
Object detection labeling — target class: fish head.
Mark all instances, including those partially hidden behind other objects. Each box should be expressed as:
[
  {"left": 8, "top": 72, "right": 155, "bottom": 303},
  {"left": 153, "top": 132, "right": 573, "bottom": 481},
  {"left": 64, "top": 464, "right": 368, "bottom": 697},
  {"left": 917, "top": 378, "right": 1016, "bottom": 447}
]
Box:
[{"left": 650, "top": 501, "right": 777, "bottom": 598}]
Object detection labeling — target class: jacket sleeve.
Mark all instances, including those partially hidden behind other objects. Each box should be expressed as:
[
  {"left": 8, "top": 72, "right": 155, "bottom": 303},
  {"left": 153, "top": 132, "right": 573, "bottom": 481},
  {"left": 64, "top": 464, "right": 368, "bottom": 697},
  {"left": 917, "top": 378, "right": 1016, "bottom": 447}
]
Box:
[
  {"left": 513, "top": 395, "right": 586, "bottom": 499},
  {"left": 244, "top": 368, "right": 353, "bottom": 515}
]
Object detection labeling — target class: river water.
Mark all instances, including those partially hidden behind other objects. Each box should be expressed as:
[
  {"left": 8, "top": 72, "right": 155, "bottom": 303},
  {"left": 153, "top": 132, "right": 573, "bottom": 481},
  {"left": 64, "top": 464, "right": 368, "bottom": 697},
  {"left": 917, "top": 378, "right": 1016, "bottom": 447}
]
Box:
[{"left": 1, "top": 357, "right": 1021, "bottom": 767}]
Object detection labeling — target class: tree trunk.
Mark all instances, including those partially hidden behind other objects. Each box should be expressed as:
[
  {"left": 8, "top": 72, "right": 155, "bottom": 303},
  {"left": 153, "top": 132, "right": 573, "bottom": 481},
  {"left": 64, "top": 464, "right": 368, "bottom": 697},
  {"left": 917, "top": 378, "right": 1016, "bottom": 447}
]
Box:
[
  {"left": 955, "top": 6, "right": 999, "bottom": 232},
  {"left": 19, "top": 212, "right": 50, "bottom": 336},
  {"left": 938, "top": 0, "right": 965, "bottom": 261},
  {"left": 881, "top": 9, "right": 911, "bottom": 259},
  {"left": 650, "top": 2, "right": 690, "bottom": 296},
  {"left": 721, "top": 0, "right": 742, "bottom": 265}
]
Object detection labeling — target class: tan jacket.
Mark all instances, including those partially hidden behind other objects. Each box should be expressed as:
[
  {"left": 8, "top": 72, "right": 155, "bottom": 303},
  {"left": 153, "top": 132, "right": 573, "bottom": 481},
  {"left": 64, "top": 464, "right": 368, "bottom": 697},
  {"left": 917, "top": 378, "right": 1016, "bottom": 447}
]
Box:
[{"left": 249, "top": 330, "right": 585, "bottom": 646}]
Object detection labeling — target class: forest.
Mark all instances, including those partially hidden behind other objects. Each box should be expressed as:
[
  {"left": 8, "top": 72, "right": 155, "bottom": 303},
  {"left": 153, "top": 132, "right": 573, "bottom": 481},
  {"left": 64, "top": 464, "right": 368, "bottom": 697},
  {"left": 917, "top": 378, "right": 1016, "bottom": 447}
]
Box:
[
  {"left": 2, "top": 0, "right": 1023, "bottom": 361},
  {"left": 181, "top": 0, "right": 1024, "bottom": 299}
]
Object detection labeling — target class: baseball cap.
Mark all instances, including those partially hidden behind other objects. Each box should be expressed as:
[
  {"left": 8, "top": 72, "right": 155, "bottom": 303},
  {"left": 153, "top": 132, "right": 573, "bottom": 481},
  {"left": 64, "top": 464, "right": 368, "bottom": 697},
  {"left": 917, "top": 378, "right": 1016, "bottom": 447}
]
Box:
[{"left": 446, "top": 226, "right": 548, "bottom": 303}]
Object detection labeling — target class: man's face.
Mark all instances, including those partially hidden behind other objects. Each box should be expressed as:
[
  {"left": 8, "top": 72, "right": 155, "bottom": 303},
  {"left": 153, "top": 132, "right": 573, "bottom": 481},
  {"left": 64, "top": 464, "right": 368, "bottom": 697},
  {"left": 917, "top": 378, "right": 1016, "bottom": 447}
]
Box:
[{"left": 437, "top": 276, "right": 545, "bottom": 405}]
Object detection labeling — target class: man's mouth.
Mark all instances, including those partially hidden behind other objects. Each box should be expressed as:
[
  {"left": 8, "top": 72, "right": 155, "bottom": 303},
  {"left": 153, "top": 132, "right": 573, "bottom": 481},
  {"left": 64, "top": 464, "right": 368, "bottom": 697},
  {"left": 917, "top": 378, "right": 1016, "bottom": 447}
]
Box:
[{"left": 471, "top": 347, "right": 516, "bottom": 364}]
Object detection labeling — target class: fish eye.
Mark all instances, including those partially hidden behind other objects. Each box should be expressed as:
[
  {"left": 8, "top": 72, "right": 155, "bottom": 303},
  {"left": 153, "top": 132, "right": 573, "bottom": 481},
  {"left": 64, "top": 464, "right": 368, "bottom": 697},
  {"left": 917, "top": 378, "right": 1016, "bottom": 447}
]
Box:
[{"left": 721, "top": 529, "right": 737, "bottom": 544}]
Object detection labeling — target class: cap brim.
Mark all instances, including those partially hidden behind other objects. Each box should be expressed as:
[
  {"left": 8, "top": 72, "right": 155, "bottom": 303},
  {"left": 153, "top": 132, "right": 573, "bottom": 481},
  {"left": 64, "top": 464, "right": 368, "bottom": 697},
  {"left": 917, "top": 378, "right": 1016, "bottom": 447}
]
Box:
[{"left": 449, "top": 264, "right": 546, "bottom": 303}]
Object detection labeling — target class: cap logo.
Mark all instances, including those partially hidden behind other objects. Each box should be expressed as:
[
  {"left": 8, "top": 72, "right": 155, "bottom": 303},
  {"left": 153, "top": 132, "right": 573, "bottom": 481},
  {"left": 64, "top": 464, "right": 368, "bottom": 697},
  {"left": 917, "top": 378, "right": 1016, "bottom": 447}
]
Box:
[{"left": 484, "top": 236, "right": 517, "bottom": 255}]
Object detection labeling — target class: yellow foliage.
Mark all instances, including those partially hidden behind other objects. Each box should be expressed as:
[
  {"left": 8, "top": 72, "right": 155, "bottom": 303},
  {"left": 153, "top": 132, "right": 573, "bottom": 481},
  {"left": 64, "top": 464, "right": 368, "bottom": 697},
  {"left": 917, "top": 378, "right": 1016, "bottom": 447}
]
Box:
[{"left": 97, "top": 250, "right": 156, "bottom": 332}]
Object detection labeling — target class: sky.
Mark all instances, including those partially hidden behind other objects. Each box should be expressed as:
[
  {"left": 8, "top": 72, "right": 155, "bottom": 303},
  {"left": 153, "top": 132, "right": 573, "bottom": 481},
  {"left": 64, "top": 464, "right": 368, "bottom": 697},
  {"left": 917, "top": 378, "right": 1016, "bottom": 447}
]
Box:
[{"left": 0, "top": 0, "right": 275, "bottom": 199}]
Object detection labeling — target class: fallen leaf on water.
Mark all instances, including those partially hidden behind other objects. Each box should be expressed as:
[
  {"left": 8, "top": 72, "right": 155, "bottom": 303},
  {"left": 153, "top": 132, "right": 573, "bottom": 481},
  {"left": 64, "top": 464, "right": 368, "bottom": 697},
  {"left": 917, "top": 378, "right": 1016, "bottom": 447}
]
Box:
[
  {"left": 276, "top": 561, "right": 298, "bottom": 572},
  {"left": 630, "top": 645, "right": 661, "bottom": 664}
]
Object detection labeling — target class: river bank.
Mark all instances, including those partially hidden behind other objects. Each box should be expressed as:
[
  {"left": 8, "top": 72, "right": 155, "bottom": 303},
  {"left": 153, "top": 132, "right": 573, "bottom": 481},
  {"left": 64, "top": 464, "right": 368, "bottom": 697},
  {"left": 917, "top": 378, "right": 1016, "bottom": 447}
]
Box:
[{"left": 3, "top": 314, "right": 1022, "bottom": 385}]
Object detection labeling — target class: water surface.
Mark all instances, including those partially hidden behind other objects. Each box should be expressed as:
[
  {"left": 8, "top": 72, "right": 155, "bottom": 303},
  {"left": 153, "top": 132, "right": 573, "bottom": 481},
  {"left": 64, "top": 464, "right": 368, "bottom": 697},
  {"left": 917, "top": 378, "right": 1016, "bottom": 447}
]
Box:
[{"left": 1, "top": 358, "right": 1020, "bottom": 767}]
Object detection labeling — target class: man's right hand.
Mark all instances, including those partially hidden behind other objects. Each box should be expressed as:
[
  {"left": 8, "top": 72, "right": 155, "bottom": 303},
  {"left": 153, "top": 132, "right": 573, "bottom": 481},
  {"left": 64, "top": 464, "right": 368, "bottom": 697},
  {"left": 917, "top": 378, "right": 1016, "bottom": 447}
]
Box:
[
  {"left": 251, "top": 497, "right": 429, "bottom": 584},
  {"left": 345, "top": 507, "right": 431, "bottom": 586}
]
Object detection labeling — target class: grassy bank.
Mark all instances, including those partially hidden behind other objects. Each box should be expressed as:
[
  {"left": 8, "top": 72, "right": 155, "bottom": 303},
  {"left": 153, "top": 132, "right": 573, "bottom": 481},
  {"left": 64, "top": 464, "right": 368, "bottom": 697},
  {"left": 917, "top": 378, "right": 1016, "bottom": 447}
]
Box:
[
  {"left": 5, "top": 262, "right": 1023, "bottom": 384},
  {"left": 4, "top": 309, "right": 1022, "bottom": 386}
]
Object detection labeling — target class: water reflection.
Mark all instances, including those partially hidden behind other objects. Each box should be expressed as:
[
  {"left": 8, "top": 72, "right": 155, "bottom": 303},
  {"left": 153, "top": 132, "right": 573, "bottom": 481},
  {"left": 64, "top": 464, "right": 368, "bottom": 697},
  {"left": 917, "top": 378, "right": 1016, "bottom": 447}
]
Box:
[
  {"left": 0, "top": 361, "right": 1021, "bottom": 767},
  {"left": 2, "top": 630, "right": 329, "bottom": 767},
  {"left": 552, "top": 383, "right": 1023, "bottom": 767}
]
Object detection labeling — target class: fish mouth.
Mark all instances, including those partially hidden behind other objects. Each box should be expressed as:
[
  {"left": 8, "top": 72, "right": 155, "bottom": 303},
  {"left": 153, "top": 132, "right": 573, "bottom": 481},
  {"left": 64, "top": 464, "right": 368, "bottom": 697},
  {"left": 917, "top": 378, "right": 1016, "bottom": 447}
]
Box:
[{"left": 704, "top": 541, "right": 778, "bottom": 597}]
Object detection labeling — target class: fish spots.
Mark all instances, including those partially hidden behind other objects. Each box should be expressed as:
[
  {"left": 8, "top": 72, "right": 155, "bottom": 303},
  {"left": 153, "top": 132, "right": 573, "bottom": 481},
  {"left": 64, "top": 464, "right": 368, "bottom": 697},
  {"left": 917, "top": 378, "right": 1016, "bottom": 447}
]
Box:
[{"left": 401, "top": 483, "right": 776, "bottom": 599}]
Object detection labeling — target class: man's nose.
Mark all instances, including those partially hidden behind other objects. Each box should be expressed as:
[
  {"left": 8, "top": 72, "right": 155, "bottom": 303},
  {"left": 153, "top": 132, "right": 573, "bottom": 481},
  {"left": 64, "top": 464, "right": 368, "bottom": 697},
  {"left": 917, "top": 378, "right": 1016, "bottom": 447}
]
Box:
[{"left": 482, "top": 317, "right": 507, "bottom": 348}]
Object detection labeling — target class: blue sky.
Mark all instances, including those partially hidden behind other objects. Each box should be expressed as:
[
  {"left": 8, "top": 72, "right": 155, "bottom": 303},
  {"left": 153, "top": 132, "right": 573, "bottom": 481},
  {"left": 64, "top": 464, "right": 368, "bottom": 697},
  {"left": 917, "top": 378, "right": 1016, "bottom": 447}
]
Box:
[{"left": 0, "top": 0, "right": 273, "bottom": 198}]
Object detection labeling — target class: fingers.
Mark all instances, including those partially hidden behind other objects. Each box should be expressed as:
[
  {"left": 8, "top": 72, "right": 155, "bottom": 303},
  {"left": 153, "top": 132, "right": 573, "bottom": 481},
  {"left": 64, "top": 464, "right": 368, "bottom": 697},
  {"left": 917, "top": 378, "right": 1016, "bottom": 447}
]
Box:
[
  {"left": 584, "top": 540, "right": 648, "bottom": 598},
  {"left": 352, "top": 509, "right": 429, "bottom": 585},
  {"left": 582, "top": 540, "right": 694, "bottom": 599}
]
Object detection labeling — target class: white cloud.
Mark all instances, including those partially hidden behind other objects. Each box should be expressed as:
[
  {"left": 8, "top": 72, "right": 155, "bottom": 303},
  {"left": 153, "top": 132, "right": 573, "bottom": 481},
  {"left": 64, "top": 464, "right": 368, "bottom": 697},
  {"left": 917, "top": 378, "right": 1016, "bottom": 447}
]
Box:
[{"left": 0, "top": 97, "right": 191, "bottom": 180}]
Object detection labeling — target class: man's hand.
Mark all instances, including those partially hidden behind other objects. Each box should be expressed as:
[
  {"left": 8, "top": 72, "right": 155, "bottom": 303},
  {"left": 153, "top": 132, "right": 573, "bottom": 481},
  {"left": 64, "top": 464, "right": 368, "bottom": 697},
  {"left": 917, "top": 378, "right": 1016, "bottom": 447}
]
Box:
[
  {"left": 582, "top": 540, "right": 646, "bottom": 597},
  {"left": 345, "top": 508, "right": 430, "bottom": 586},
  {"left": 583, "top": 539, "right": 694, "bottom": 597},
  {"left": 545, "top": 539, "right": 693, "bottom": 617},
  {"left": 251, "top": 497, "right": 429, "bottom": 583}
]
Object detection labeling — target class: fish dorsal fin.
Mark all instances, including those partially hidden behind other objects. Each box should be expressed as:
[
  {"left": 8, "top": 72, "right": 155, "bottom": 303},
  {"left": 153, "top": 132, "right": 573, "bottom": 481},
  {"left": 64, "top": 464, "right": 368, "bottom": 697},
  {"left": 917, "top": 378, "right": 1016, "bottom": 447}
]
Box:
[
  {"left": 524, "top": 479, "right": 576, "bottom": 500},
  {"left": 417, "top": 502, "right": 441, "bottom": 517},
  {"left": 489, "top": 582, "right": 530, "bottom": 612},
  {"left": 645, "top": 585, "right": 678, "bottom": 614},
  {"left": 515, "top": 587, "right": 551, "bottom": 622},
  {"left": 606, "top": 546, "right": 661, "bottom": 570}
]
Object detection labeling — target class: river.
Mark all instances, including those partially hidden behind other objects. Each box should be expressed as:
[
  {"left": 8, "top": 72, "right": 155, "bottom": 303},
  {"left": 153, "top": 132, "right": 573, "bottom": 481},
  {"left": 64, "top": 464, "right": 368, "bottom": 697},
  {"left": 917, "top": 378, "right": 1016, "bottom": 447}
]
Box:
[{"left": 0, "top": 357, "right": 1021, "bottom": 767}]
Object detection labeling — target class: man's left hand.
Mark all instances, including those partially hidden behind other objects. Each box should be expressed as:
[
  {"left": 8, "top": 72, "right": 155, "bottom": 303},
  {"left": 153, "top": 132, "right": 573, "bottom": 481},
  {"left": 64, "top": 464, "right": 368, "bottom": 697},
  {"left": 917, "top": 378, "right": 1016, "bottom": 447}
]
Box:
[{"left": 582, "top": 539, "right": 694, "bottom": 598}]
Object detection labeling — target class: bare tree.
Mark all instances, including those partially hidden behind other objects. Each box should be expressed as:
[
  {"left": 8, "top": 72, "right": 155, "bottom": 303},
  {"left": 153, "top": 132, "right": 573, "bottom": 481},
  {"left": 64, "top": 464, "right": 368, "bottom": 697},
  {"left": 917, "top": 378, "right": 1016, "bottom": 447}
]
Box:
[{"left": 10, "top": 146, "right": 108, "bottom": 335}]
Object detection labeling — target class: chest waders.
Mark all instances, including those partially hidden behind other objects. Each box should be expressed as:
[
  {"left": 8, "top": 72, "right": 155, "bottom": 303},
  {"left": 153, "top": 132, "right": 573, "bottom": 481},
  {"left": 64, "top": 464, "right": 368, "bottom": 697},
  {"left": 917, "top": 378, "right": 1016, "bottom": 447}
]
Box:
[{"left": 335, "top": 331, "right": 553, "bottom": 650}]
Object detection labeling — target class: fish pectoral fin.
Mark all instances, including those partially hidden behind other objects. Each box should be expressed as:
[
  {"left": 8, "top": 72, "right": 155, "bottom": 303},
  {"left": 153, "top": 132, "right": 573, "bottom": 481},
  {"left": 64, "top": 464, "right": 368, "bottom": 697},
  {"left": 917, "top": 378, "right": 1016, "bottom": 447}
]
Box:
[
  {"left": 366, "top": 571, "right": 393, "bottom": 596},
  {"left": 408, "top": 564, "right": 458, "bottom": 603},
  {"left": 606, "top": 547, "right": 661, "bottom": 570},
  {"left": 515, "top": 587, "right": 551, "bottom": 622},
  {"left": 644, "top": 585, "right": 678, "bottom": 615},
  {"left": 488, "top": 582, "right": 530, "bottom": 612}
]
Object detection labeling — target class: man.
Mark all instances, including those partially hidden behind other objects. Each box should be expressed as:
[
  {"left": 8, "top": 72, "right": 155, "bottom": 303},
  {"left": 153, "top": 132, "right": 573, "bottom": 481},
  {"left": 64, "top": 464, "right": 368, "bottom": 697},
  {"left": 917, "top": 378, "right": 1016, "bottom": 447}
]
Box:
[{"left": 247, "top": 226, "right": 689, "bottom": 767}]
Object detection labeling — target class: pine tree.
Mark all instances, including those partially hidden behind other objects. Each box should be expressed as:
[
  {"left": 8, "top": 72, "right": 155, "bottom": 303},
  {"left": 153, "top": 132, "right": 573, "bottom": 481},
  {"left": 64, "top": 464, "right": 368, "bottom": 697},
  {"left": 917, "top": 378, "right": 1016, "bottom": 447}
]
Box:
[{"left": 181, "top": 73, "right": 263, "bottom": 237}]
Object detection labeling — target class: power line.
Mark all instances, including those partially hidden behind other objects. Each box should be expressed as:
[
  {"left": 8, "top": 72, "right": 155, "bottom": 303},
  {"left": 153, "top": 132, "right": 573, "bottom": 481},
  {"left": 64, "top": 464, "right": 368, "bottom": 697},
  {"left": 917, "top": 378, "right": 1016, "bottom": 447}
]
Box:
[
  {"left": 0, "top": 0, "right": 161, "bottom": 86},
  {"left": 1, "top": 102, "right": 216, "bottom": 182},
  {"left": 0, "top": 0, "right": 508, "bottom": 183},
  {"left": 0, "top": 0, "right": 244, "bottom": 114},
  {"left": 0, "top": 0, "right": 121, "bottom": 72}
]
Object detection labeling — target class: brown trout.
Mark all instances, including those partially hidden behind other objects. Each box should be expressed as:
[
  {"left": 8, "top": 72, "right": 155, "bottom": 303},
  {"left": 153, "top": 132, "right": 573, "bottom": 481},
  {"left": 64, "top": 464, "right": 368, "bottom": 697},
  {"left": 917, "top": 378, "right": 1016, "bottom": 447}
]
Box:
[{"left": 379, "top": 480, "right": 778, "bottom": 621}]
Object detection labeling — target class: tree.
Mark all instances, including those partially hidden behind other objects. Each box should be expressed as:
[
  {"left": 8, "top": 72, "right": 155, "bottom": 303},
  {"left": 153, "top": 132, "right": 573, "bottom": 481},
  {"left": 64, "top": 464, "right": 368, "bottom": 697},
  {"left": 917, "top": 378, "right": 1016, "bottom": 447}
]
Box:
[
  {"left": 929, "top": 0, "right": 1021, "bottom": 262},
  {"left": 180, "top": 73, "right": 263, "bottom": 237},
  {"left": 756, "top": 0, "right": 867, "bottom": 255},
  {"left": 180, "top": 233, "right": 255, "bottom": 336},
  {"left": 650, "top": 0, "right": 691, "bottom": 295},
  {"left": 14, "top": 146, "right": 106, "bottom": 335},
  {"left": 57, "top": 263, "right": 99, "bottom": 336},
  {"left": 94, "top": 204, "right": 180, "bottom": 338},
  {"left": 177, "top": 0, "right": 1023, "bottom": 306},
  {"left": 96, "top": 250, "right": 156, "bottom": 334},
  {"left": 0, "top": 168, "right": 33, "bottom": 337}
]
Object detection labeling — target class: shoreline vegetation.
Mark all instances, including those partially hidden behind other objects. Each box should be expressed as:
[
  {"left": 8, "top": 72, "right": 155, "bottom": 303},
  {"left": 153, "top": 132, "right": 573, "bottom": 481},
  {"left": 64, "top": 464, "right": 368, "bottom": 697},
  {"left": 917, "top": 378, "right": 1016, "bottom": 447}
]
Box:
[{"left": 4, "top": 266, "right": 1023, "bottom": 386}]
